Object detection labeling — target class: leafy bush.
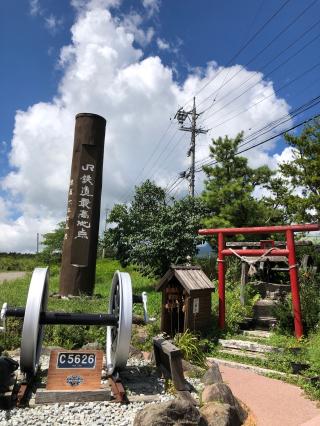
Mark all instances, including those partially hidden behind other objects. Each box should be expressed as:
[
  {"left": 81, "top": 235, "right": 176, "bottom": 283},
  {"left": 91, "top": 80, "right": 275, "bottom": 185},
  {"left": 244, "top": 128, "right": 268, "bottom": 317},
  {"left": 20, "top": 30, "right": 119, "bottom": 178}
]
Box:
[
  {"left": 273, "top": 269, "right": 320, "bottom": 335},
  {"left": 212, "top": 279, "right": 260, "bottom": 334},
  {"left": 299, "top": 270, "right": 320, "bottom": 333},
  {"left": 173, "top": 330, "right": 207, "bottom": 367},
  {"left": 131, "top": 321, "right": 160, "bottom": 352},
  {"left": 307, "top": 330, "right": 320, "bottom": 375},
  {"left": 272, "top": 294, "right": 294, "bottom": 335},
  {"left": 225, "top": 257, "right": 242, "bottom": 284},
  {"left": 195, "top": 256, "right": 217, "bottom": 281},
  {"left": 0, "top": 254, "right": 45, "bottom": 271}
]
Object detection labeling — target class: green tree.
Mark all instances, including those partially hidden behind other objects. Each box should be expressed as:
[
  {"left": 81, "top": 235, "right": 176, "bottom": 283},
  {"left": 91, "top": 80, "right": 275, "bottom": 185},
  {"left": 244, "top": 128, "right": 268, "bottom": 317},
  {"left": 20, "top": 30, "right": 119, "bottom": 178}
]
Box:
[
  {"left": 41, "top": 221, "right": 65, "bottom": 261},
  {"left": 268, "top": 119, "right": 320, "bottom": 223},
  {"left": 202, "top": 132, "right": 280, "bottom": 228},
  {"left": 107, "top": 180, "right": 208, "bottom": 276}
]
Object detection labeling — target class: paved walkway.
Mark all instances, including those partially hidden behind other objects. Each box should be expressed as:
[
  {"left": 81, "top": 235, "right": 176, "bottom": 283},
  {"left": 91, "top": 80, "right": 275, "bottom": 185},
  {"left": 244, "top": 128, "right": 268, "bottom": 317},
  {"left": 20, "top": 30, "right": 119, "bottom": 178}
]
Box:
[
  {"left": 0, "top": 271, "right": 26, "bottom": 283},
  {"left": 220, "top": 364, "right": 320, "bottom": 426}
]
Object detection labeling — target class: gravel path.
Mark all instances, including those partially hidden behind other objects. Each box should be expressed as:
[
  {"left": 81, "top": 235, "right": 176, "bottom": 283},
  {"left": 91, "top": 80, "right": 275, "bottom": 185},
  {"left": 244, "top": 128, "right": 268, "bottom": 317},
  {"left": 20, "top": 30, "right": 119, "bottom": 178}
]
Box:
[
  {"left": 0, "top": 272, "right": 26, "bottom": 283},
  {"left": 0, "top": 355, "right": 202, "bottom": 426},
  {"left": 0, "top": 401, "right": 149, "bottom": 426},
  {"left": 220, "top": 364, "right": 320, "bottom": 426}
]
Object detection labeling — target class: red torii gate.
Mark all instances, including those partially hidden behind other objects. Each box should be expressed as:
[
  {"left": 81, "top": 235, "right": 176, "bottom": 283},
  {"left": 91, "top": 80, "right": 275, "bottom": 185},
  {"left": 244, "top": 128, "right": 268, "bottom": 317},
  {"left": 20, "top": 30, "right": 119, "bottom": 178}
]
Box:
[{"left": 198, "top": 224, "right": 320, "bottom": 338}]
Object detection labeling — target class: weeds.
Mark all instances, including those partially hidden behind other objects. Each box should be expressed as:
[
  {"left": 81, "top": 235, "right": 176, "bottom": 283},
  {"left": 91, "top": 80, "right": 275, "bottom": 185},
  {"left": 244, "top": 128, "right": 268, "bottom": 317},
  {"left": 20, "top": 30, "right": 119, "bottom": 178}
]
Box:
[{"left": 173, "top": 330, "right": 207, "bottom": 368}]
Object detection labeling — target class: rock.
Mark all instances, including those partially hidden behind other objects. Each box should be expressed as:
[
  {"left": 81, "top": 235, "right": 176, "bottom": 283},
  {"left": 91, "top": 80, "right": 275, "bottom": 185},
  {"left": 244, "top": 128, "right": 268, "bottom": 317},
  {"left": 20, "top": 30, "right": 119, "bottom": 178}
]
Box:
[
  {"left": 81, "top": 342, "right": 103, "bottom": 350},
  {"left": 41, "top": 346, "right": 64, "bottom": 356},
  {"left": 133, "top": 398, "right": 206, "bottom": 426},
  {"left": 49, "top": 292, "right": 62, "bottom": 299},
  {"left": 202, "top": 383, "right": 235, "bottom": 406},
  {"left": 201, "top": 383, "right": 246, "bottom": 423},
  {"left": 0, "top": 356, "right": 19, "bottom": 393},
  {"left": 142, "top": 351, "right": 152, "bottom": 361},
  {"left": 201, "top": 363, "right": 223, "bottom": 385},
  {"left": 200, "top": 402, "right": 242, "bottom": 426},
  {"left": 129, "top": 345, "right": 144, "bottom": 359},
  {"left": 132, "top": 325, "right": 149, "bottom": 344},
  {"left": 182, "top": 360, "right": 205, "bottom": 378}
]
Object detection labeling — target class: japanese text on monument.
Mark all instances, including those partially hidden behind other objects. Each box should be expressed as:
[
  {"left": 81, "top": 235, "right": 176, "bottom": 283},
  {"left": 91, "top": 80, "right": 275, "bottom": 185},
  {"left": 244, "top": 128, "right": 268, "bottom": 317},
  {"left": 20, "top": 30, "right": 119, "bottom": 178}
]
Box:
[{"left": 74, "top": 163, "right": 95, "bottom": 240}]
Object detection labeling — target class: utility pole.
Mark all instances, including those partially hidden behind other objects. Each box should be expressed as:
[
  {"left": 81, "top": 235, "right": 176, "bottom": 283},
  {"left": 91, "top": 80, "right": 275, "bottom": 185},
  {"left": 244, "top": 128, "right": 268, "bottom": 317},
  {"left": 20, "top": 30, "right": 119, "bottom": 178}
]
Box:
[
  {"left": 36, "top": 233, "right": 39, "bottom": 254},
  {"left": 101, "top": 208, "right": 110, "bottom": 259},
  {"left": 175, "top": 97, "right": 208, "bottom": 197}
]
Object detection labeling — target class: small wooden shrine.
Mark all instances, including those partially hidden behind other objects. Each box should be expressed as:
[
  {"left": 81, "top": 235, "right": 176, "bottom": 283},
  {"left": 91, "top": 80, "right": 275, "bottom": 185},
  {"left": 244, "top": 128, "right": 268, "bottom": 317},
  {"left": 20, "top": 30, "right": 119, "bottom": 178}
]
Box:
[{"left": 156, "top": 265, "right": 214, "bottom": 336}]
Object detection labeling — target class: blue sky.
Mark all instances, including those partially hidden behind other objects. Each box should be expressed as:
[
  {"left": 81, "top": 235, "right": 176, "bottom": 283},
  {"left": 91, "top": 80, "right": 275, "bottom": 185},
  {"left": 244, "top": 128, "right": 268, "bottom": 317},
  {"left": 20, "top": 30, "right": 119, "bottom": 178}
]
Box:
[{"left": 0, "top": 0, "right": 320, "bottom": 251}]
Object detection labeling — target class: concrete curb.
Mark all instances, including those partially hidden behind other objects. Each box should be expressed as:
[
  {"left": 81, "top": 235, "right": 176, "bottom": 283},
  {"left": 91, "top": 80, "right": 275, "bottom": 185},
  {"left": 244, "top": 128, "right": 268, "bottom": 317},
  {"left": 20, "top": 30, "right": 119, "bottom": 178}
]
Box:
[{"left": 207, "top": 357, "right": 290, "bottom": 378}]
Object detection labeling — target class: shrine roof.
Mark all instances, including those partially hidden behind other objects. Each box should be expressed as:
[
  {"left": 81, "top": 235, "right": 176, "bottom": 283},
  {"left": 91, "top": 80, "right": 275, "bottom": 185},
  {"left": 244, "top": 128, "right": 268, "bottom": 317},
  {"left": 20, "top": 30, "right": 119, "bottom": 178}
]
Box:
[{"left": 156, "top": 265, "right": 214, "bottom": 294}]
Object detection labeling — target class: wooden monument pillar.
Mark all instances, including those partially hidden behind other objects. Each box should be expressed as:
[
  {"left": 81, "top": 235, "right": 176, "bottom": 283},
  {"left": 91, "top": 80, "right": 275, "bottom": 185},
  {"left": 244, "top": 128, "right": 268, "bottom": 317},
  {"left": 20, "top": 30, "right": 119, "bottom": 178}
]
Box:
[{"left": 59, "top": 113, "right": 106, "bottom": 296}]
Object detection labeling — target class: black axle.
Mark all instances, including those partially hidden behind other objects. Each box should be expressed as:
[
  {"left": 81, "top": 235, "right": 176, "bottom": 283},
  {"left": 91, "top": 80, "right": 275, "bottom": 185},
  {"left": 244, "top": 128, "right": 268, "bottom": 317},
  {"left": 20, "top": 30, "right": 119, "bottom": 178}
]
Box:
[
  {"left": 41, "top": 312, "right": 118, "bottom": 326},
  {"left": 3, "top": 294, "right": 145, "bottom": 327},
  {"left": 5, "top": 307, "right": 118, "bottom": 326}
]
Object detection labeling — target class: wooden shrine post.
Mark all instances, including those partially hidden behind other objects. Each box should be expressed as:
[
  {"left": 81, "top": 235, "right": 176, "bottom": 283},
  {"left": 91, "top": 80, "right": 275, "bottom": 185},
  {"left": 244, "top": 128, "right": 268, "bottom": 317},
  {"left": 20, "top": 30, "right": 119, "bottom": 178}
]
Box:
[
  {"left": 59, "top": 113, "right": 106, "bottom": 296},
  {"left": 240, "top": 246, "right": 248, "bottom": 306}
]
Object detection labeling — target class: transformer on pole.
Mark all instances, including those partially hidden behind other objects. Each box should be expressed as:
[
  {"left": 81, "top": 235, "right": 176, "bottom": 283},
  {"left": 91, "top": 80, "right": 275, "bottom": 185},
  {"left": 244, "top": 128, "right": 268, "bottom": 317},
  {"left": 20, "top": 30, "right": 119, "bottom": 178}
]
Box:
[{"left": 174, "top": 97, "right": 208, "bottom": 197}]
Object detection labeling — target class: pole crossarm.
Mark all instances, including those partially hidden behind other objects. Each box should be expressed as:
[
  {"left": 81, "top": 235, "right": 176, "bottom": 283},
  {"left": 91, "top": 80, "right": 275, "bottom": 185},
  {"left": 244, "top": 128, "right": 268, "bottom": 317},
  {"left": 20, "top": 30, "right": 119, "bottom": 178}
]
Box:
[{"left": 174, "top": 97, "right": 208, "bottom": 197}]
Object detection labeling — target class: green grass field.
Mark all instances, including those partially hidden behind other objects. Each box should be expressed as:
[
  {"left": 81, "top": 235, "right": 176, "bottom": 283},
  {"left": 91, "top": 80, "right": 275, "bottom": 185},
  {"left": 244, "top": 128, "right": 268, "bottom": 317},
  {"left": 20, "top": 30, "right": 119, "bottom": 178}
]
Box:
[{"left": 0, "top": 259, "right": 161, "bottom": 350}]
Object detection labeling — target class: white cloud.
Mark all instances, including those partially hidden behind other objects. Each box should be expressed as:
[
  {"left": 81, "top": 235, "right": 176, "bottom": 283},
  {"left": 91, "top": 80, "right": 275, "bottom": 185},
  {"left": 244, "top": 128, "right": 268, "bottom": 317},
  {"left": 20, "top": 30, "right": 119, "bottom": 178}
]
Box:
[
  {"left": 45, "top": 14, "right": 63, "bottom": 34},
  {"left": 142, "top": 0, "right": 160, "bottom": 17},
  {"left": 1, "top": 2, "right": 292, "bottom": 252},
  {"left": 274, "top": 146, "right": 296, "bottom": 165},
  {"left": 29, "top": 0, "right": 63, "bottom": 35},
  {"left": 0, "top": 216, "right": 57, "bottom": 253},
  {"left": 29, "top": 0, "right": 41, "bottom": 16},
  {"left": 157, "top": 37, "right": 170, "bottom": 50},
  {"left": 71, "top": 0, "right": 121, "bottom": 11},
  {"left": 120, "top": 12, "right": 155, "bottom": 47},
  {"left": 0, "top": 140, "right": 8, "bottom": 155}
]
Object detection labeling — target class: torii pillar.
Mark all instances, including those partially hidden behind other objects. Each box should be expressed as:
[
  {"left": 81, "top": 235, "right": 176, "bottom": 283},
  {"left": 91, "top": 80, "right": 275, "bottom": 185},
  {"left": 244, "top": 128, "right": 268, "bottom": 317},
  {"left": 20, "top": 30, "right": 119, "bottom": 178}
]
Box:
[{"left": 59, "top": 113, "right": 106, "bottom": 296}]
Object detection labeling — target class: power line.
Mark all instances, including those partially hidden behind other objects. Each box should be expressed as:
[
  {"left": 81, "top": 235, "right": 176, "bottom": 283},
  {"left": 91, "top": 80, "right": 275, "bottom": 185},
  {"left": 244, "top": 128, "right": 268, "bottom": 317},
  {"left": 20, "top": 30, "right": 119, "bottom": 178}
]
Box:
[
  {"left": 119, "top": 1, "right": 319, "bottom": 203},
  {"left": 197, "top": 0, "right": 319, "bottom": 113},
  {"left": 201, "top": 30, "right": 320, "bottom": 124},
  {"left": 195, "top": 94, "right": 320, "bottom": 169},
  {"left": 203, "top": 59, "right": 320, "bottom": 131},
  {"left": 237, "top": 113, "right": 320, "bottom": 156},
  {"left": 195, "top": 112, "right": 320, "bottom": 172},
  {"left": 120, "top": 121, "right": 175, "bottom": 201},
  {"left": 166, "top": 177, "right": 186, "bottom": 196},
  {"left": 182, "top": 0, "right": 292, "bottom": 109},
  {"left": 163, "top": 5, "right": 320, "bottom": 183}
]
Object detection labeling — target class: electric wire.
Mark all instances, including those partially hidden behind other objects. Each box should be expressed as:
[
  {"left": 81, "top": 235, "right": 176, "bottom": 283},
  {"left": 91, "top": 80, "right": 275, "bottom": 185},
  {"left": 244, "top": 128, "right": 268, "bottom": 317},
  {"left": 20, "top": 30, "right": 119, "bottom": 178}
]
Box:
[
  {"left": 120, "top": 121, "right": 175, "bottom": 201},
  {"left": 120, "top": 0, "right": 319, "bottom": 202},
  {"left": 195, "top": 112, "right": 320, "bottom": 172},
  {"left": 195, "top": 94, "right": 320, "bottom": 169},
  {"left": 203, "top": 60, "right": 320, "bottom": 132},
  {"left": 201, "top": 30, "right": 320, "bottom": 124},
  {"left": 197, "top": 0, "right": 319, "bottom": 113},
  {"left": 182, "top": 0, "right": 292, "bottom": 109}
]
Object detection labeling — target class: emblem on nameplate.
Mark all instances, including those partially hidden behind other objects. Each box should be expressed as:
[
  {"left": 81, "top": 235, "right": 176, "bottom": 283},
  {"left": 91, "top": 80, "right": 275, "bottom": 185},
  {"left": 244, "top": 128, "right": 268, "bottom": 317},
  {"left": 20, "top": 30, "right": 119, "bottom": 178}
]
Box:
[{"left": 66, "top": 375, "right": 84, "bottom": 387}]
